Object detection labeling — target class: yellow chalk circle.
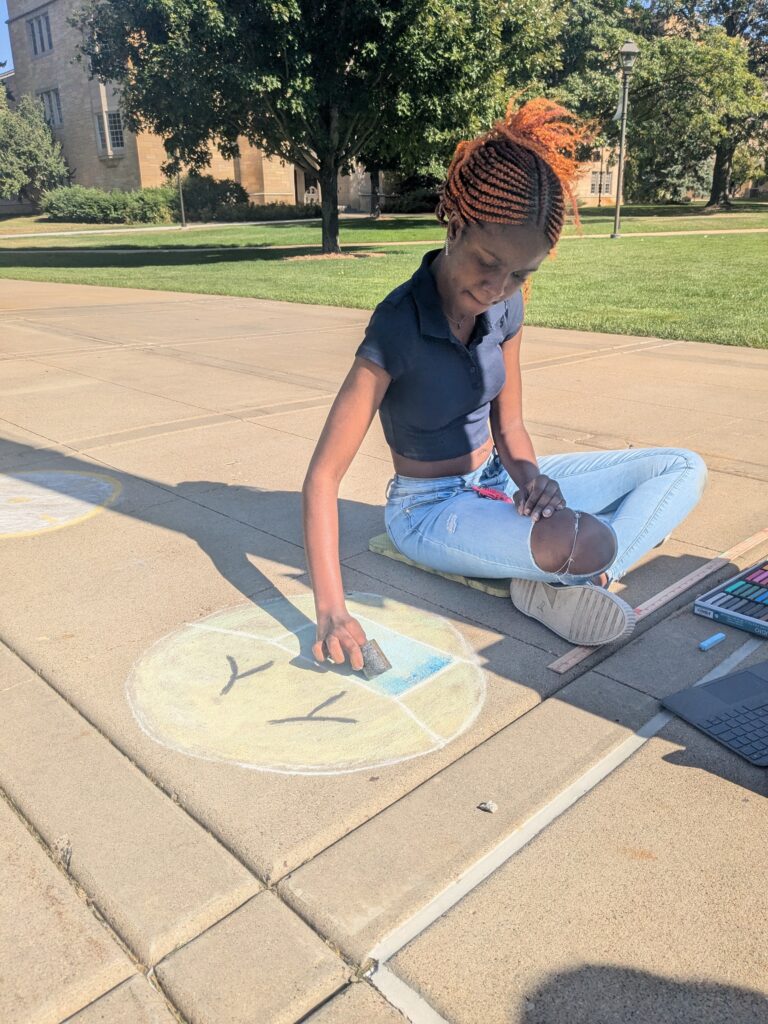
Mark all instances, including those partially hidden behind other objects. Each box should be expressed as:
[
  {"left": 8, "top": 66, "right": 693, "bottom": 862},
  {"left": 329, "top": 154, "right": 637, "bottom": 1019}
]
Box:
[
  {"left": 0, "top": 470, "right": 121, "bottom": 538},
  {"left": 127, "top": 593, "right": 486, "bottom": 775}
]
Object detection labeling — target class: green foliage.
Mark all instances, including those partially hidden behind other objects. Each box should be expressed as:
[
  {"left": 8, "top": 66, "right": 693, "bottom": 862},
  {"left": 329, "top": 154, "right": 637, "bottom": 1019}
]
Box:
[
  {"left": 731, "top": 142, "right": 768, "bottom": 191},
  {"left": 40, "top": 181, "right": 322, "bottom": 224},
  {"left": 385, "top": 187, "right": 440, "bottom": 214},
  {"left": 74, "top": 0, "right": 564, "bottom": 249},
  {"left": 0, "top": 90, "right": 70, "bottom": 204},
  {"left": 623, "top": 29, "right": 766, "bottom": 202},
  {"left": 213, "top": 201, "right": 322, "bottom": 222},
  {"left": 172, "top": 174, "right": 248, "bottom": 221},
  {"left": 644, "top": 1, "right": 768, "bottom": 75},
  {"left": 41, "top": 184, "right": 174, "bottom": 222}
]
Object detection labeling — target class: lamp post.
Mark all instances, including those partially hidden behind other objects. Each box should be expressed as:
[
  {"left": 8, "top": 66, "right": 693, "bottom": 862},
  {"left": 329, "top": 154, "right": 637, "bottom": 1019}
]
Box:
[{"left": 611, "top": 40, "right": 640, "bottom": 239}]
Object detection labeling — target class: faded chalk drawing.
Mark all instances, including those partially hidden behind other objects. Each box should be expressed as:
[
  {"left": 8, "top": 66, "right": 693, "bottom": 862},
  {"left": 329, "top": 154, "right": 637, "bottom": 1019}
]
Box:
[
  {"left": 127, "top": 592, "right": 485, "bottom": 775},
  {"left": 0, "top": 470, "right": 121, "bottom": 538}
]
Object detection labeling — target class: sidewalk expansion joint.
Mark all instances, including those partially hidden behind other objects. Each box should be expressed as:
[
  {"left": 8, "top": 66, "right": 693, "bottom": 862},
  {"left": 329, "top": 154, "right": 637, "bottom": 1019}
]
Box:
[
  {"left": 0, "top": 634, "right": 263, "bottom": 900},
  {"left": 0, "top": 784, "right": 142, "bottom": 973}
]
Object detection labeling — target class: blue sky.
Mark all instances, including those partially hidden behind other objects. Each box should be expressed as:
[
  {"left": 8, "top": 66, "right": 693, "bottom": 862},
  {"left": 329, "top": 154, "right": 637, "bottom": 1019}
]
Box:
[{"left": 1, "top": 2, "right": 12, "bottom": 72}]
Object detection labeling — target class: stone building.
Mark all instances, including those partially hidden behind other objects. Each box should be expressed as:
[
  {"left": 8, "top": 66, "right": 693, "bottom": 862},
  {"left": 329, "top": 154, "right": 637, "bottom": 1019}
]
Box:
[{"left": 5, "top": 0, "right": 299, "bottom": 203}]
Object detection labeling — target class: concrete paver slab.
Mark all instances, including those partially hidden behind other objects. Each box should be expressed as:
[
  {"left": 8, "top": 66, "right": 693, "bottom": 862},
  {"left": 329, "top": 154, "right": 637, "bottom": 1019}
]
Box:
[
  {"left": 279, "top": 673, "right": 658, "bottom": 962},
  {"left": 155, "top": 892, "right": 349, "bottom": 1024},
  {"left": 78, "top": 419, "right": 392, "bottom": 559},
  {"left": 35, "top": 347, "right": 333, "bottom": 414},
  {"left": 669, "top": 469, "right": 767, "bottom": 550},
  {"left": 596, "top": 600, "right": 768, "bottom": 701},
  {"left": 0, "top": 321, "right": 120, "bottom": 359},
  {"left": 168, "top": 322, "right": 368, "bottom": 388},
  {"left": 305, "top": 982, "right": 406, "bottom": 1022},
  {"left": 0, "top": 279, "right": 194, "bottom": 311},
  {"left": 390, "top": 719, "right": 768, "bottom": 1024},
  {"left": 0, "top": 796, "right": 132, "bottom": 1024},
  {"left": 0, "top": 359, "right": 207, "bottom": 442},
  {"left": 64, "top": 976, "right": 178, "bottom": 1023},
  {"left": 0, "top": 647, "right": 261, "bottom": 965},
  {"left": 528, "top": 347, "right": 768, "bottom": 424}
]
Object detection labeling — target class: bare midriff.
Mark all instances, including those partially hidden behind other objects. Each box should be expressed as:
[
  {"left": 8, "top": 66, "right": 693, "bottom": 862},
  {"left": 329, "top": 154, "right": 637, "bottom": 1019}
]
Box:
[{"left": 391, "top": 435, "right": 494, "bottom": 479}]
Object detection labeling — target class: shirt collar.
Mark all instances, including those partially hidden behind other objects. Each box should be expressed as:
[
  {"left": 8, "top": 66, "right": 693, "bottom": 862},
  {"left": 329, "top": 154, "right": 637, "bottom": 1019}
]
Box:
[{"left": 410, "top": 249, "right": 505, "bottom": 340}]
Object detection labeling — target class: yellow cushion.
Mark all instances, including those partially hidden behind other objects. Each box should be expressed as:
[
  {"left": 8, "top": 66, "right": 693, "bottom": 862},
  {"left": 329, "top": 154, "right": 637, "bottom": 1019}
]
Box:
[{"left": 368, "top": 533, "right": 510, "bottom": 599}]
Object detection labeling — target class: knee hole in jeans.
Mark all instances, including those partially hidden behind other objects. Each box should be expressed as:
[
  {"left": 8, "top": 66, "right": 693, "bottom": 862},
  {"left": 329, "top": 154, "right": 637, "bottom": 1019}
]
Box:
[{"left": 530, "top": 510, "right": 617, "bottom": 575}]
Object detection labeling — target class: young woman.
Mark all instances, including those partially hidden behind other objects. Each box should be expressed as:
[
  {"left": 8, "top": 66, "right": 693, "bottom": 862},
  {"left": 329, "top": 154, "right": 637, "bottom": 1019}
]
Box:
[{"left": 302, "top": 98, "right": 707, "bottom": 671}]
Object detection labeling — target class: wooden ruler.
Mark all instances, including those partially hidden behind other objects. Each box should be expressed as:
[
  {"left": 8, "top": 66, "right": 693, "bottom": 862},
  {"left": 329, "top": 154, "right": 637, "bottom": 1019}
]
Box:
[{"left": 547, "top": 527, "right": 768, "bottom": 675}]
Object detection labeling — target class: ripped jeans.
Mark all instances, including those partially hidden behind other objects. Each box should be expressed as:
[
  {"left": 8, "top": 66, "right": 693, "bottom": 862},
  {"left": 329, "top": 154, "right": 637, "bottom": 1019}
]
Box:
[{"left": 385, "top": 447, "right": 708, "bottom": 586}]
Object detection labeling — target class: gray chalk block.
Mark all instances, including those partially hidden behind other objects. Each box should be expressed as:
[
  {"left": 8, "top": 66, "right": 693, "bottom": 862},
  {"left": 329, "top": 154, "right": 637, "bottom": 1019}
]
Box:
[{"left": 361, "top": 639, "right": 392, "bottom": 679}]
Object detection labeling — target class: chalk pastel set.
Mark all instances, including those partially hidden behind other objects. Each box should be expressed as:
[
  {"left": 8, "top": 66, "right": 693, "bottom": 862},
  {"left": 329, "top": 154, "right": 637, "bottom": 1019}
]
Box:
[{"left": 694, "top": 559, "right": 768, "bottom": 638}]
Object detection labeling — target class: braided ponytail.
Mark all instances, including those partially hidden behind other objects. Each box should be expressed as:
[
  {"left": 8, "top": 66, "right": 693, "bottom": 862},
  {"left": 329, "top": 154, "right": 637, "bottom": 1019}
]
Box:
[{"left": 436, "top": 97, "right": 595, "bottom": 247}]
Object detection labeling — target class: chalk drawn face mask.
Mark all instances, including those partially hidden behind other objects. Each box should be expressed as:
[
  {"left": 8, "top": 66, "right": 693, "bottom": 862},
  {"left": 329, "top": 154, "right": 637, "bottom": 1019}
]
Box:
[{"left": 127, "top": 592, "right": 486, "bottom": 776}]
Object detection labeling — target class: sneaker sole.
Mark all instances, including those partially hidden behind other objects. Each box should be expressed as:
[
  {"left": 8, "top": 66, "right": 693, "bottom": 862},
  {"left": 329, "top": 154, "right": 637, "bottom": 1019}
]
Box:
[{"left": 510, "top": 579, "right": 637, "bottom": 646}]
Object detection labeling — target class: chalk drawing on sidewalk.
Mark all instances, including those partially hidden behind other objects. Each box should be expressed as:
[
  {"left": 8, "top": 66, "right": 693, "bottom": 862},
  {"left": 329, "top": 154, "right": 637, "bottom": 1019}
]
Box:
[
  {"left": 127, "top": 593, "right": 486, "bottom": 775},
  {"left": 0, "top": 470, "right": 121, "bottom": 538}
]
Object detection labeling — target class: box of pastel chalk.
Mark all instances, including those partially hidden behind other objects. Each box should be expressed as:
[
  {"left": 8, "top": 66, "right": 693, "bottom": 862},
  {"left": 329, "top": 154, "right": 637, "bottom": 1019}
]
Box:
[{"left": 693, "top": 558, "right": 768, "bottom": 638}]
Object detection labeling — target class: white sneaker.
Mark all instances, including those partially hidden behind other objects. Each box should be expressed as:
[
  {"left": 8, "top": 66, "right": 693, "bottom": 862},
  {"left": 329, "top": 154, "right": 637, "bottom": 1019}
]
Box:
[{"left": 510, "top": 578, "right": 637, "bottom": 646}]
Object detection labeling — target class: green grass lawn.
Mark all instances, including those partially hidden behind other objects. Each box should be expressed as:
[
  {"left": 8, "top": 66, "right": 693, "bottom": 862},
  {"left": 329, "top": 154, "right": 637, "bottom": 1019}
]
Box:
[
  {"left": 1, "top": 200, "right": 767, "bottom": 250},
  {"left": 1, "top": 231, "right": 765, "bottom": 347}
]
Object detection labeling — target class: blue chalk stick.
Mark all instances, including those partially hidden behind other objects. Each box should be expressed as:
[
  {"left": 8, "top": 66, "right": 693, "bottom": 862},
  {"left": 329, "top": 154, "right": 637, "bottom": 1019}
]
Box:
[{"left": 699, "top": 632, "right": 726, "bottom": 651}]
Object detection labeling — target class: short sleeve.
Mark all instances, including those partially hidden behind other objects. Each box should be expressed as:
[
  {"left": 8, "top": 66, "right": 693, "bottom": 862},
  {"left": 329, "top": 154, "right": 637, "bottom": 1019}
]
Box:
[
  {"left": 501, "top": 290, "right": 525, "bottom": 342},
  {"left": 355, "top": 301, "right": 407, "bottom": 380}
]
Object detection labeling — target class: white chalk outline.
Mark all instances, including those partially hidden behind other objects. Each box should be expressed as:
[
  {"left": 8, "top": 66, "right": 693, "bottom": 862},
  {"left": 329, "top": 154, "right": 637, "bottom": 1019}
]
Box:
[
  {"left": 126, "top": 593, "right": 486, "bottom": 776},
  {"left": 0, "top": 469, "right": 122, "bottom": 539}
]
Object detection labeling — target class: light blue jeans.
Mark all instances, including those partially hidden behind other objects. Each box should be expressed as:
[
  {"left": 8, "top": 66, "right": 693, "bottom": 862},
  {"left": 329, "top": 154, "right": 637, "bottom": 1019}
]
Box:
[{"left": 385, "top": 447, "right": 708, "bottom": 586}]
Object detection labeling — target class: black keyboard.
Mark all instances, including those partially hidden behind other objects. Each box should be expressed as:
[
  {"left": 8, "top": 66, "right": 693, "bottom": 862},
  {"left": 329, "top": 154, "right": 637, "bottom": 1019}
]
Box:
[{"left": 699, "top": 702, "right": 768, "bottom": 763}]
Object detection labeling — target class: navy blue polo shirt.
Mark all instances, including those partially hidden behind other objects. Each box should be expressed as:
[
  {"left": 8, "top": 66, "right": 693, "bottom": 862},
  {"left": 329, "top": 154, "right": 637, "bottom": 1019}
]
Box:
[{"left": 355, "top": 248, "right": 525, "bottom": 461}]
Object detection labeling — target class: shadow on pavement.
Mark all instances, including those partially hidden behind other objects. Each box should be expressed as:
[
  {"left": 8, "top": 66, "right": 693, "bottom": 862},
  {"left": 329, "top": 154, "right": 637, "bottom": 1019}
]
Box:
[
  {"left": 518, "top": 963, "right": 768, "bottom": 1023},
  {"left": 1, "top": 436, "right": 765, "bottom": 797}
]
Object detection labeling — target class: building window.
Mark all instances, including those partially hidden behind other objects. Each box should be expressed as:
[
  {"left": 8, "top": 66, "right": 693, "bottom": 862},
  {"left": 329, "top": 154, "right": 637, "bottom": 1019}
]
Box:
[
  {"left": 95, "top": 111, "right": 126, "bottom": 154},
  {"left": 27, "top": 12, "right": 53, "bottom": 56},
  {"left": 590, "top": 170, "right": 613, "bottom": 196},
  {"left": 39, "top": 88, "right": 62, "bottom": 127},
  {"left": 107, "top": 112, "right": 125, "bottom": 149}
]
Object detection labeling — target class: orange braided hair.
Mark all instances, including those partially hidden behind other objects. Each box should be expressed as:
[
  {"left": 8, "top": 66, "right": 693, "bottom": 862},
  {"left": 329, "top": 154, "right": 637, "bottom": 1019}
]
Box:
[{"left": 436, "top": 97, "right": 595, "bottom": 247}]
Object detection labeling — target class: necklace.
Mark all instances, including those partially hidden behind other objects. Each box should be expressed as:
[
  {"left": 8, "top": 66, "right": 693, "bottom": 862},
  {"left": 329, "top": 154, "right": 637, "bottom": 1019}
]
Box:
[{"left": 445, "top": 308, "right": 472, "bottom": 331}]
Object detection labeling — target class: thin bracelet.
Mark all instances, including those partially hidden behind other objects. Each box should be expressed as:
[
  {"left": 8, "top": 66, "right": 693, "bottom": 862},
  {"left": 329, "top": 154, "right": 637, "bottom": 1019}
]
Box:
[{"left": 554, "top": 510, "right": 581, "bottom": 575}]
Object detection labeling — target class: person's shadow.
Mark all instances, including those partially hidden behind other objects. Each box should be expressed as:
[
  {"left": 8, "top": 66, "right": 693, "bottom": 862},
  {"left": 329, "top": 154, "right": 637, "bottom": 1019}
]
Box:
[
  {"left": 2, "top": 438, "right": 766, "bottom": 795},
  {"left": 517, "top": 963, "right": 768, "bottom": 1023}
]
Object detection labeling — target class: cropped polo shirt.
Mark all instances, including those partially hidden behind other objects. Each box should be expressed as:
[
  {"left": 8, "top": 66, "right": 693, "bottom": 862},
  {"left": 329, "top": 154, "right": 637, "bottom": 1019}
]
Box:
[{"left": 355, "top": 248, "right": 525, "bottom": 461}]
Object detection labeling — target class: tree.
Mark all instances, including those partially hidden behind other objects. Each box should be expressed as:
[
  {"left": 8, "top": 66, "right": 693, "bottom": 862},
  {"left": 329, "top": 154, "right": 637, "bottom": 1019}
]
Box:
[
  {"left": 643, "top": 1, "right": 768, "bottom": 205},
  {"left": 621, "top": 29, "right": 765, "bottom": 203},
  {"left": 0, "top": 88, "right": 69, "bottom": 204},
  {"left": 353, "top": 0, "right": 564, "bottom": 213},
  {"left": 76, "top": 0, "right": 542, "bottom": 253}
]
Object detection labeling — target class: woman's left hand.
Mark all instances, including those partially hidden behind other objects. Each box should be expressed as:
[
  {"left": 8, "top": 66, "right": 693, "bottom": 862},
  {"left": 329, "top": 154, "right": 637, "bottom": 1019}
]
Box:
[{"left": 513, "top": 475, "right": 566, "bottom": 522}]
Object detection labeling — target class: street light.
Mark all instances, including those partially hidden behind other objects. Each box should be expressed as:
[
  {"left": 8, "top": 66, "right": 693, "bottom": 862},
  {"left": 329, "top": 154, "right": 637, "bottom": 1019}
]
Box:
[{"left": 611, "top": 40, "right": 640, "bottom": 239}]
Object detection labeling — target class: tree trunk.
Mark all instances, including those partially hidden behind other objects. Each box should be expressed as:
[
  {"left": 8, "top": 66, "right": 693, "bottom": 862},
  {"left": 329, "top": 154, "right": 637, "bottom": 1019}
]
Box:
[
  {"left": 318, "top": 162, "right": 340, "bottom": 254},
  {"left": 370, "top": 168, "right": 381, "bottom": 219},
  {"left": 706, "top": 139, "right": 736, "bottom": 209}
]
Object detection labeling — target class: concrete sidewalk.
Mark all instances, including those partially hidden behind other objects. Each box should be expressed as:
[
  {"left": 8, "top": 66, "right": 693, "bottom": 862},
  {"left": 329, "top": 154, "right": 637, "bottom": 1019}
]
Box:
[{"left": 1, "top": 278, "right": 766, "bottom": 1024}]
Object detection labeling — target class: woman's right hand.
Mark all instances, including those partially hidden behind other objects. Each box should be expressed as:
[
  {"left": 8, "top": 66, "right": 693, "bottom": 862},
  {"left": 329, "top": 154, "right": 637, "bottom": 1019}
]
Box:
[{"left": 312, "top": 609, "right": 368, "bottom": 672}]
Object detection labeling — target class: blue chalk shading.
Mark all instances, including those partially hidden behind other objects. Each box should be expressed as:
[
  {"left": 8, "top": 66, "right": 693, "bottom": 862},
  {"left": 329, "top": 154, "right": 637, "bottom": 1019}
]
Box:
[
  {"left": 369, "top": 653, "right": 452, "bottom": 697},
  {"left": 351, "top": 617, "right": 455, "bottom": 697}
]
